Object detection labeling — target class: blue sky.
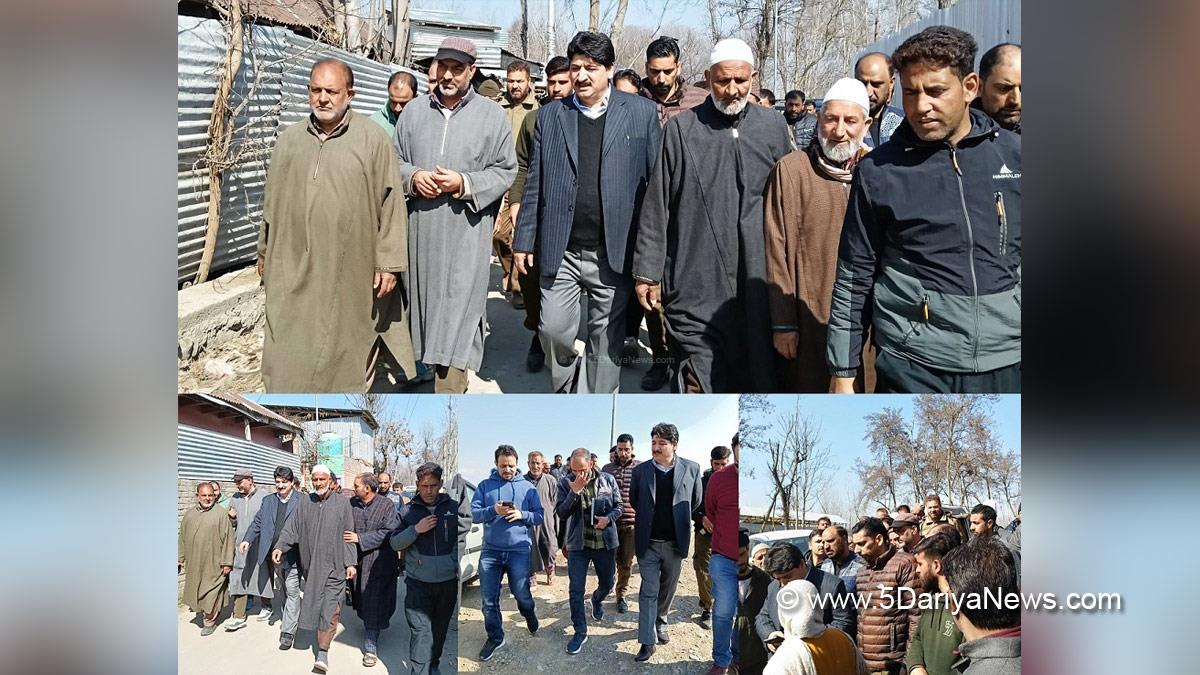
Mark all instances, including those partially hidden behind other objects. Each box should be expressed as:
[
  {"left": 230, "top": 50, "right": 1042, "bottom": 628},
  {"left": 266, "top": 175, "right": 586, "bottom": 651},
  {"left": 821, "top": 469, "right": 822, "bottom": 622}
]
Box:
[
  {"left": 247, "top": 394, "right": 738, "bottom": 487},
  {"left": 740, "top": 395, "right": 1021, "bottom": 518}
]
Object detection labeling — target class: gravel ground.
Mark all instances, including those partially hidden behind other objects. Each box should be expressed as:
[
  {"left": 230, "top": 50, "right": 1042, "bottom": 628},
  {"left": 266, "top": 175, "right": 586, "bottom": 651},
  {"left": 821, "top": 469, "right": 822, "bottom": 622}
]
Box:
[
  {"left": 458, "top": 551, "right": 717, "bottom": 674},
  {"left": 177, "top": 258, "right": 666, "bottom": 394}
]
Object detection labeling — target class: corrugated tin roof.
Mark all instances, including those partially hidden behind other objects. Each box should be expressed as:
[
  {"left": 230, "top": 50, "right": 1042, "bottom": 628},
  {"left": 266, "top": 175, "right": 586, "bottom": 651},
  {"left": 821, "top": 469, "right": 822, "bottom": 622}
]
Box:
[
  {"left": 178, "top": 424, "right": 302, "bottom": 482},
  {"left": 207, "top": 0, "right": 337, "bottom": 31},
  {"left": 189, "top": 392, "right": 307, "bottom": 435},
  {"left": 178, "top": 15, "right": 427, "bottom": 284},
  {"left": 409, "top": 7, "right": 501, "bottom": 31}
]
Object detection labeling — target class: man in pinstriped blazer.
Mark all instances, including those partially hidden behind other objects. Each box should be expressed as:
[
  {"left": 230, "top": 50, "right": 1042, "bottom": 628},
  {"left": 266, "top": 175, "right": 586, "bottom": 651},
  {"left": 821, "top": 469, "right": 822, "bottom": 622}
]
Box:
[{"left": 513, "top": 31, "right": 662, "bottom": 394}]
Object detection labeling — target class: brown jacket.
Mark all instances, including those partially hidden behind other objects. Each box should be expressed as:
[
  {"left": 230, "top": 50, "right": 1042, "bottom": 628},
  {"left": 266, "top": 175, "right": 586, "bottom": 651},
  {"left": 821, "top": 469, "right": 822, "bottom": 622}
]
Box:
[
  {"left": 638, "top": 78, "right": 708, "bottom": 127},
  {"left": 855, "top": 545, "right": 920, "bottom": 671},
  {"left": 601, "top": 459, "right": 640, "bottom": 526},
  {"left": 764, "top": 145, "right": 875, "bottom": 392}
]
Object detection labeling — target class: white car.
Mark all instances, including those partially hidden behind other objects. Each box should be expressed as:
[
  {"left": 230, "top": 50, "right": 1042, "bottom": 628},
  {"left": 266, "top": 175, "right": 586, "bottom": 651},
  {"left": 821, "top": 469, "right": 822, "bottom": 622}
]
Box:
[
  {"left": 749, "top": 528, "right": 814, "bottom": 557},
  {"left": 459, "top": 479, "right": 483, "bottom": 585}
]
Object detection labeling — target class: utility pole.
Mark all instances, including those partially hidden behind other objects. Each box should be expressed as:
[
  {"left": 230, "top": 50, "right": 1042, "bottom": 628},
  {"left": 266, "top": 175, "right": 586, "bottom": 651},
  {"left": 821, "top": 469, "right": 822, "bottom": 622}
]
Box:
[
  {"left": 609, "top": 393, "right": 617, "bottom": 448},
  {"left": 391, "top": 0, "right": 411, "bottom": 64},
  {"left": 547, "top": 0, "right": 556, "bottom": 60}
]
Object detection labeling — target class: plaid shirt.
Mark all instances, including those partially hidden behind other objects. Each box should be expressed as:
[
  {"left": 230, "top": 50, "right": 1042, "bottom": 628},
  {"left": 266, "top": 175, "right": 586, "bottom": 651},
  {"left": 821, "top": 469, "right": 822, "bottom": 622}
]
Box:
[{"left": 577, "top": 479, "right": 605, "bottom": 550}]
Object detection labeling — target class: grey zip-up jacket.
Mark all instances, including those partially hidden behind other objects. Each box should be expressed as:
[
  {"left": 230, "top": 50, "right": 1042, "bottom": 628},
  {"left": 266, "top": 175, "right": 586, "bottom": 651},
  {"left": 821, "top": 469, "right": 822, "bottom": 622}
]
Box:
[
  {"left": 390, "top": 492, "right": 462, "bottom": 584},
  {"left": 828, "top": 108, "right": 1021, "bottom": 378}
]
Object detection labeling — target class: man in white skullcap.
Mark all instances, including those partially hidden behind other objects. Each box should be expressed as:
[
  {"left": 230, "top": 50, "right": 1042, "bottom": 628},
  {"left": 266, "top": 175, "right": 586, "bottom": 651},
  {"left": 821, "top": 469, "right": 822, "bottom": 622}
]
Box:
[
  {"left": 633, "top": 38, "right": 793, "bottom": 393},
  {"left": 764, "top": 77, "right": 877, "bottom": 393},
  {"left": 272, "top": 464, "right": 357, "bottom": 672}
]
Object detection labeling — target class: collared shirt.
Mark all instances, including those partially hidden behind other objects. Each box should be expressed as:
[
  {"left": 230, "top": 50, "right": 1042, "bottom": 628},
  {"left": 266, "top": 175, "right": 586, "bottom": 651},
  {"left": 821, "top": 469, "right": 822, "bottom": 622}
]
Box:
[
  {"left": 573, "top": 89, "right": 611, "bottom": 119},
  {"left": 577, "top": 477, "right": 606, "bottom": 550},
  {"left": 653, "top": 457, "right": 676, "bottom": 474}
]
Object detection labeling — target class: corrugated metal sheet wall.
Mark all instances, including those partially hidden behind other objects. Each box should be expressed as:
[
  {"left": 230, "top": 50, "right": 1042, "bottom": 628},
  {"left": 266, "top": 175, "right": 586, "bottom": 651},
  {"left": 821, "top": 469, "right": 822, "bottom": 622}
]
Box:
[
  {"left": 177, "top": 16, "right": 427, "bottom": 285},
  {"left": 856, "top": 0, "right": 1021, "bottom": 71},
  {"left": 178, "top": 424, "right": 301, "bottom": 482}
]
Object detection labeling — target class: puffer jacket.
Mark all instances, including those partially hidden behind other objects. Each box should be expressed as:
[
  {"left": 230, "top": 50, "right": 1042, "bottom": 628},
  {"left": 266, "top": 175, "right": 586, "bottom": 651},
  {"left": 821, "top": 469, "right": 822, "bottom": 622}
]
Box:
[
  {"left": 828, "top": 108, "right": 1021, "bottom": 379},
  {"left": 600, "top": 458, "right": 640, "bottom": 526},
  {"left": 470, "top": 469, "right": 544, "bottom": 552},
  {"left": 855, "top": 545, "right": 920, "bottom": 671}
]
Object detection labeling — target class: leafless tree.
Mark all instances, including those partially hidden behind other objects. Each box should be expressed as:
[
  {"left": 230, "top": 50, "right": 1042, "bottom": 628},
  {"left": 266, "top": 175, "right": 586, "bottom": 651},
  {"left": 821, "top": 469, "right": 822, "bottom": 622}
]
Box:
[
  {"left": 856, "top": 395, "right": 1019, "bottom": 518},
  {"left": 519, "top": 0, "right": 531, "bottom": 57}
]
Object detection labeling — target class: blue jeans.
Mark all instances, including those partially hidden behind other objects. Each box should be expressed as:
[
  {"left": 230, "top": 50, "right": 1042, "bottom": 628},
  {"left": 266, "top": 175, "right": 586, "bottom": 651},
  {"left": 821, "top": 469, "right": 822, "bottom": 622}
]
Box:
[
  {"left": 567, "top": 547, "right": 616, "bottom": 635},
  {"left": 710, "top": 553, "right": 739, "bottom": 667},
  {"left": 480, "top": 548, "right": 536, "bottom": 642}
]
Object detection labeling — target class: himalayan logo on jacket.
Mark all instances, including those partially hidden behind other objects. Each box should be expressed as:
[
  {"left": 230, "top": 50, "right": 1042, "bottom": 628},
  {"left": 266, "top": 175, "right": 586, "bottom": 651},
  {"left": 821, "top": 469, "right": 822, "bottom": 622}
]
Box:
[{"left": 993, "top": 163, "right": 1021, "bottom": 180}]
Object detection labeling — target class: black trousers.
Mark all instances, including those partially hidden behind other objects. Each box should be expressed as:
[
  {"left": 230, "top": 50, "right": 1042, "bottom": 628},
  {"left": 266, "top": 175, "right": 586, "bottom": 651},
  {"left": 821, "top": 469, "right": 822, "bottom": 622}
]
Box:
[
  {"left": 405, "top": 577, "right": 457, "bottom": 674},
  {"left": 875, "top": 350, "right": 1021, "bottom": 393}
]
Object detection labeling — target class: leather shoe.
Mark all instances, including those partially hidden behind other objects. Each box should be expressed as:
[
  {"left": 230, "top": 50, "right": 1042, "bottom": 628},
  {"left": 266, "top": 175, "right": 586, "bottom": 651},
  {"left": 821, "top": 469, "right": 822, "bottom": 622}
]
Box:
[
  {"left": 655, "top": 623, "right": 670, "bottom": 644},
  {"left": 640, "top": 363, "right": 670, "bottom": 391},
  {"left": 634, "top": 644, "right": 655, "bottom": 662},
  {"left": 616, "top": 597, "right": 629, "bottom": 613}
]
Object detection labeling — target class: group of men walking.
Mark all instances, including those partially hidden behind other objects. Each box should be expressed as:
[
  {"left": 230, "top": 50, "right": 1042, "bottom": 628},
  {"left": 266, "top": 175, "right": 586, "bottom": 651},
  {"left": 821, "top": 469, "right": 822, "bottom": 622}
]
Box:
[
  {"left": 178, "top": 464, "right": 466, "bottom": 673},
  {"left": 254, "top": 22, "right": 1021, "bottom": 396},
  {"left": 467, "top": 424, "right": 743, "bottom": 675},
  {"left": 740, "top": 495, "right": 1021, "bottom": 675}
]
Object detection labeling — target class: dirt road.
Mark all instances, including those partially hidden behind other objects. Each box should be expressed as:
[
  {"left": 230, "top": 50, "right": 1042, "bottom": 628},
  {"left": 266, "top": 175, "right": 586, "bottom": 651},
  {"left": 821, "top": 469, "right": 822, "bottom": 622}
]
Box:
[
  {"left": 458, "top": 552, "right": 716, "bottom": 674},
  {"left": 179, "top": 259, "right": 667, "bottom": 394},
  {"left": 177, "top": 578, "right": 458, "bottom": 674}
]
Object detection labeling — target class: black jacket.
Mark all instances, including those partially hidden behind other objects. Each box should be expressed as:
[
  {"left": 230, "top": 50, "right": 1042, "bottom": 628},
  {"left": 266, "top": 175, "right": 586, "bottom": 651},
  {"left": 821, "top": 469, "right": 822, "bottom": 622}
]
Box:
[{"left": 828, "top": 108, "right": 1021, "bottom": 380}]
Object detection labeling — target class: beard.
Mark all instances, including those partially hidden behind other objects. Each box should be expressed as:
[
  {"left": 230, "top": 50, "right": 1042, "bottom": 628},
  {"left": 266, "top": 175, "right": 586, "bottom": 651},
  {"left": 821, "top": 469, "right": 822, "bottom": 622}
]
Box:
[
  {"left": 438, "top": 81, "right": 466, "bottom": 99},
  {"left": 713, "top": 94, "right": 749, "bottom": 116},
  {"left": 819, "top": 134, "right": 863, "bottom": 164},
  {"left": 312, "top": 102, "right": 349, "bottom": 125}
]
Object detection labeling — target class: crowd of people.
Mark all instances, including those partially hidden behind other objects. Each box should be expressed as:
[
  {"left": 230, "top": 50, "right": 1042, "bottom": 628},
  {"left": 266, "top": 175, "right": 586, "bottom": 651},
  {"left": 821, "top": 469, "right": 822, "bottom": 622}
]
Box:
[
  {"left": 739, "top": 495, "right": 1021, "bottom": 674},
  {"left": 253, "top": 22, "right": 1022, "bottom": 395},
  {"left": 466, "top": 424, "right": 742, "bottom": 675},
  {"left": 177, "top": 463, "right": 470, "bottom": 673}
]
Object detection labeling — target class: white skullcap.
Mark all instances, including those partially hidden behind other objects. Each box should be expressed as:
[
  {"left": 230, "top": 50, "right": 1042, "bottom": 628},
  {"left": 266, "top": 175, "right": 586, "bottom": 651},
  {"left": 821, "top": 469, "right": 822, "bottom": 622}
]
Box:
[
  {"left": 709, "top": 38, "right": 755, "bottom": 68},
  {"left": 777, "top": 579, "right": 826, "bottom": 639},
  {"left": 311, "top": 464, "right": 332, "bottom": 477},
  {"left": 822, "top": 77, "right": 870, "bottom": 116}
]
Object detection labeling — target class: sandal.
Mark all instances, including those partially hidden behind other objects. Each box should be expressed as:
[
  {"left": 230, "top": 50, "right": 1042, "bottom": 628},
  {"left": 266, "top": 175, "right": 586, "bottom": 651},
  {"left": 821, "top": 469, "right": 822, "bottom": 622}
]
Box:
[{"left": 363, "top": 653, "right": 378, "bottom": 667}]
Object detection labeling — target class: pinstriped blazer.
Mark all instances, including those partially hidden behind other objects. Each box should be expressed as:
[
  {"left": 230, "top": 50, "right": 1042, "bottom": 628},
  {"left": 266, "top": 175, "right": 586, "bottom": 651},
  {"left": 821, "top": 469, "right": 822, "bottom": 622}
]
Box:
[{"left": 513, "top": 89, "right": 662, "bottom": 278}]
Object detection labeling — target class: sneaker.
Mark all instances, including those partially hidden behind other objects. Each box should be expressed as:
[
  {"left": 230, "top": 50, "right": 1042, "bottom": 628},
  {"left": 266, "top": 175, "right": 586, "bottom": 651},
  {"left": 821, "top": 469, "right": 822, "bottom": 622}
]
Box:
[
  {"left": 616, "top": 597, "right": 629, "bottom": 613},
  {"left": 655, "top": 623, "right": 670, "bottom": 644},
  {"left": 279, "top": 632, "right": 294, "bottom": 650},
  {"left": 256, "top": 607, "right": 272, "bottom": 622},
  {"left": 363, "top": 652, "right": 379, "bottom": 667},
  {"left": 640, "top": 363, "right": 670, "bottom": 391},
  {"left": 313, "top": 650, "right": 329, "bottom": 673},
  {"left": 479, "top": 638, "right": 505, "bottom": 662},
  {"left": 566, "top": 633, "right": 588, "bottom": 655},
  {"left": 223, "top": 617, "right": 247, "bottom": 632},
  {"left": 526, "top": 612, "right": 540, "bottom": 635},
  {"left": 697, "top": 609, "right": 712, "bottom": 630},
  {"left": 200, "top": 624, "right": 217, "bottom": 637},
  {"left": 634, "top": 644, "right": 656, "bottom": 662},
  {"left": 591, "top": 596, "right": 604, "bottom": 622}
]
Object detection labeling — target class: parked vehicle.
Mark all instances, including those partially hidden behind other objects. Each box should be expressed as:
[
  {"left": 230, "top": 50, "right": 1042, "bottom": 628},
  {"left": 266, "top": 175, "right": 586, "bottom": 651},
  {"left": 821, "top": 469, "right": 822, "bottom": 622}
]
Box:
[
  {"left": 460, "top": 479, "right": 483, "bottom": 584},
  {"left": 749, "top": 528, "right": 814, "bottom": 556}
]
